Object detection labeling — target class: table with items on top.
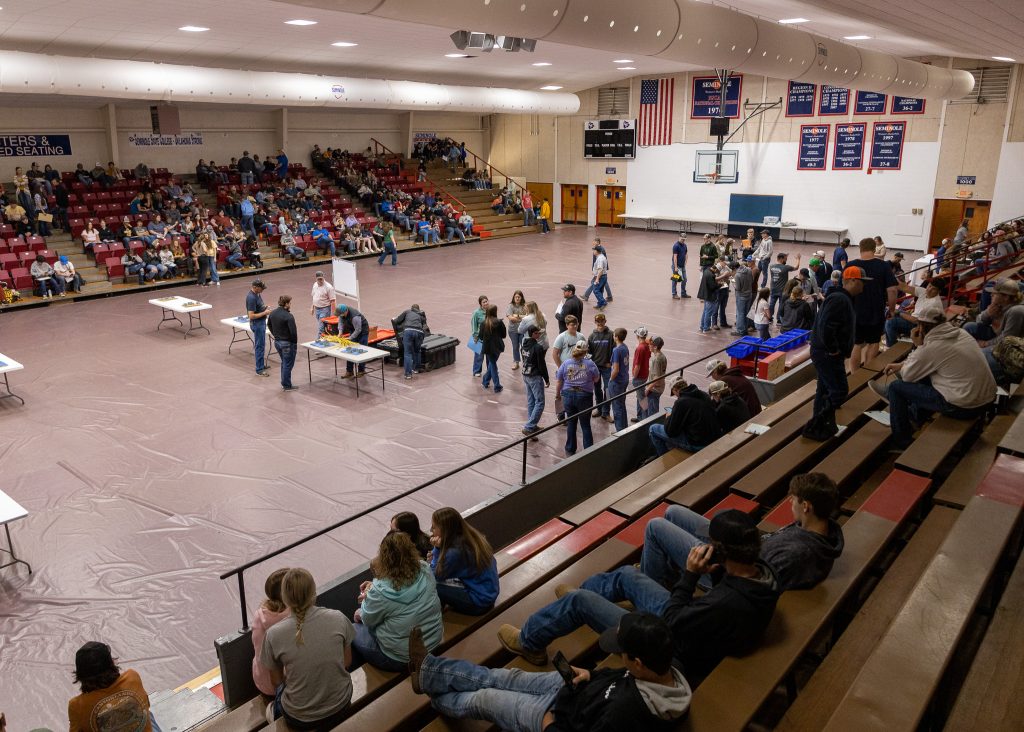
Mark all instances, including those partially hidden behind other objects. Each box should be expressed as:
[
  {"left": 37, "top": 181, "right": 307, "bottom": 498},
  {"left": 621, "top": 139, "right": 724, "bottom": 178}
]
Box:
[
  {"left": 219, "top": 315, "right": 276, "bottom": 359},
  {"left": 301, "top": 340, "right": 389, "bottom": 397},
  {"left": 150, "top": 295, "right": 212, "bottom": 339}
]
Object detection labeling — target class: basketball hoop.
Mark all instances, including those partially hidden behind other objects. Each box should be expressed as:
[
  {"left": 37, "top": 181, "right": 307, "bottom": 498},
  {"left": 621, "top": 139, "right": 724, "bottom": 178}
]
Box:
[{"left": 704, "top": 172, "right": 719, "bottom": 186}]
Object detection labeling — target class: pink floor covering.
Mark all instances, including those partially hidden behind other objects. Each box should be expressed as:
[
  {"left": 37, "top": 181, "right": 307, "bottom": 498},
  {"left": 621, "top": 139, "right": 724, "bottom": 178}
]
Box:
[{"left": 0, "top": 224, "right": 829, "bottom": 729}]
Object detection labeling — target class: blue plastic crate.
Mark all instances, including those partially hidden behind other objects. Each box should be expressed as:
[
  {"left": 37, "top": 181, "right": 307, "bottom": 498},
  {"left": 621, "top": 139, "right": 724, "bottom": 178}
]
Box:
[
  {"left": 775, "top": 329, "right": 810, "bottom": 351},
  {"left": 725, "top": 336, "right": 765, "bottom": 360}
]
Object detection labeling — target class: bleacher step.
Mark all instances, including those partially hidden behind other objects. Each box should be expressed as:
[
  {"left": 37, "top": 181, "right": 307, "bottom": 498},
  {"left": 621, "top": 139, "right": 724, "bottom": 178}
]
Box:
[{"left": 151, "top": 685, "right": 224, "bottom": 732}]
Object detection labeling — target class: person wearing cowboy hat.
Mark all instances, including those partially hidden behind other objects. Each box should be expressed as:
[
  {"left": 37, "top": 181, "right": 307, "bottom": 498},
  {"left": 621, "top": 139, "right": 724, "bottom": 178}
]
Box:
[
  {"left": 870, "top": 298, "right": 996, "bottom": 450},
  {"left": 246, "top": 279, "right": 272, "bottom": 377}
]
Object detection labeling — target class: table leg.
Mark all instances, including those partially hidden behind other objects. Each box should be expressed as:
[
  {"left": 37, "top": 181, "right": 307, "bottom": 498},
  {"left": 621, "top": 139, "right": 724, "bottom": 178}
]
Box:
[
  {"left": 228, "top": 327, "right": 254, "bottom": 354},
  {"left": 0, "top": 372, "right": 24, "bottom": 406},
  {"left": 184, "top": 311, "right": 211, "bottom": 339},
  {"left": 380, "top": 356, "right": 385, "bottom": 393},
  {"left": 157, "top": 307, "right": 183, "bottom": 331},
  {"left": 307, "top": 348, "right": 313, "bottom": 383},
  {"left": 354, "top": 362, "right": 360, "bottom": 397},
  {"left": 1, "top": 522, "right": 32, "bottom": 573}
]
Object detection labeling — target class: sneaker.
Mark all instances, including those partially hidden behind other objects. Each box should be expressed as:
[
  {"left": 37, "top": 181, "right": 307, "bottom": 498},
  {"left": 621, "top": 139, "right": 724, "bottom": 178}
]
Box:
[
  {"left": 283, "top": 385, "right": 298, "bottom": 391},
  {"left": 405, "top": 374, "right": 413, "bottom": 380},
  {"left": 607, "top": 297, "right": 614, "bottom": 302},
  {"left": 592, "top": 409, "right": 602, "bottom": 418},
  {"left": 602, "top": 415, "right": 615, "bottom": 423},
  {"left": 868, "top": 380, "right": 890, "bottom": 404},
  {"left": 493, "top": 387, "right": 503, "bottom": 394},
  {"left": 498, "top": 624, "right": 548, "bottom": 666},
  {"left": 682, "top": 294, "right": 691, "bottom": 299},
  {"left": 473, "top": 372, "right": 481, "bottom": 378},
  {"left": 554, "top": 583, "right": 575, "bottom": 599},
  {"left": 341, "top": 373, "right": 354, "bottom": 380},
  {"left": 630, "top": 417, "right": 640, "bottom": 424},
  {"left": 408, "top": 626, "right": 428, "bottom": 694},
  {"left": 258, "top": 370, "right": 270, "bottom": 377},
  {"left": 672, "top": 295, "right": 680, "bottom": 300}
]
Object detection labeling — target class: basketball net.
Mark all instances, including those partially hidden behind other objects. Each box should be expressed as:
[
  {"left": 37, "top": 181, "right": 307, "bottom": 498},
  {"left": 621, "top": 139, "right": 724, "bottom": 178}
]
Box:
[{"left": 705, "top": 172, "right": 719, "bottom": 186}]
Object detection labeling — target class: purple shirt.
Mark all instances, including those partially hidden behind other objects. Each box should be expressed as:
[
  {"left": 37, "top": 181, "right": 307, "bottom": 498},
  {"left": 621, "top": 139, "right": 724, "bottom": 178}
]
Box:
[{"left": 556, "top": 357, "right": 600, "bottom": 392}]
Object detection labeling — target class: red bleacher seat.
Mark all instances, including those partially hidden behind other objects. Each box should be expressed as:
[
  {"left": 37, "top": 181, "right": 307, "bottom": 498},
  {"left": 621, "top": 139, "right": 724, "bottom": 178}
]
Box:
[
  {"left": 96, "top": 191, "right": 111, "bottom": 200},
  {"left": 26, "top": 235, "right": 46, "bottom": 251},
  {"left": 703, "top": 493, "right": 760, "bottom": 518},
  {"left": 108, "top": 244, "right": 125, "bottom": 261},
  {"left": 93, "top": 243, "right": 109, "bottom": 262},
  {"left": 93, "top": 204, "right": 110, "bottom": 216},
  {"left": 10, "top": 267, "right": 32, "bottom": 290},
  {"left": 17, "top": 251, "right": 35, "bottom": 266},
  {"left": 81, "top": 192, "right": 97, "bottom": 204},
  {"left": 0, "top": 253, "right": 17, "bottom": 270},
  {"left": 38, "top": 249, "right": 57, "bottom": 266},
  {"left": 128, "top": 241, "right": 144, "bottom": 255},
  {"left": 104, "top": 257, "right": 124, "bottom": 279},
  {"left": 0, "top": 270, "right": 11, "bottom": 287}
]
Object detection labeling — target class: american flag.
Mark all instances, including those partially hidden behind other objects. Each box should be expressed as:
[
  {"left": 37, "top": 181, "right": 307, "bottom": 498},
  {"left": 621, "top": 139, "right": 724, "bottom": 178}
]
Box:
[{"left": 639, "top": 78, "right": 674, "bottom": 146}]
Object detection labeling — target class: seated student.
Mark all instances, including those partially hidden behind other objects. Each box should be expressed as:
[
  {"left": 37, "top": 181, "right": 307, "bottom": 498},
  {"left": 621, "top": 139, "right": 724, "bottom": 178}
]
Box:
[
  {"left": 871, "top": 299, "right": 997, "bottom": 449},
  {"left": 409, "top": 613, "right": 692, "bottom": 731},
  {"left": 648, "top": 377, "right": 722, "bottom": 455},
  {"left": 705, "top": 358, "right": 761, "bottom": 416},
  {"left": 642, "top": 473, "right": 844, "bottom": 593},
  {"left": 142, "top": 243, "right": 168, "bottom": 279},
  {"left": 311, "top": 225, "right": 337, "bottom": 257},
  {"left": 31, "top": 253, "right": 62, "bottom": 298},
  {"left": 252, "top": 568, "right": 291, "bottom": 697},
  {"left": 778, "top": 285, "right": 815, "bottom": 332},
  {"left": 54, "top": 255, "right": 84, "bottom": 293},
  {"left": 885, "top": 277, "right": 947, "bottom": 347},
  {"left": 708, "top": 381, "right": 750, "bottom": 433},
  {"left": 170, "top": 239, "right": 191, "bottom": 276},
  {"left": 429, "top": 507, "right": 499, "bottom": 616},
  {"left": 69, "top": 641, "right": 157, "bottom": 732},
  {"left": 261, "top": 568, "right": 355, "bottom": 730},
  {"left": 80, "top": 220, "right": 101, "bottom": 252},
  {"left": 391, "top": 511, "right": 434, "bottom": 558},
  {"left": 280, "top": 225, "right": 307, "bottom": 261},
  {"left": 499, "top": 510, "right": 780, "bottom": 686},
  {"left": 352, "top": 532, "right": 444, "bottom": 672},
  {"left": 157, "top": 243, "right": 178, "bottom": 278}
]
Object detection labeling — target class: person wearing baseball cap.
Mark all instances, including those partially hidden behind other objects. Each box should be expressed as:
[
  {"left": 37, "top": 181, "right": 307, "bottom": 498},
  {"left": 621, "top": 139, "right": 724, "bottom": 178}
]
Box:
[
  {"left": 801, "top": 266, "right": 866, "bottom": 440},
  {"left": 672, "top": 233, "right": 689, "bottom": 299},
  {"left": 310, "top": 270, "right": 336, "bottom": 338},
  {"left": 556, "top": 283, "right": 583, "bottom": 334},
  {"left": 709, "top": 380, "right": 751, "bottom": 432},
  {"left": 630, "top": 327, "right": 651, "bottom": 423},
  {"left": 407, "top": 612, "right": 691, "bottom": 731},
  {"left": 870, "top": 297, "right": 996, "bottom": 449},
  {"left": 964, "top": 279, "right": 1023, "bottom": 351},
  {"left": 246, "top": 279, "right": 272, "bottom": 377},
  {"left": 706, "top": 358, "right": 762, "bottom": 415},
  {"left": 69, "top": 641, "right": 155, "bottom": 732}
]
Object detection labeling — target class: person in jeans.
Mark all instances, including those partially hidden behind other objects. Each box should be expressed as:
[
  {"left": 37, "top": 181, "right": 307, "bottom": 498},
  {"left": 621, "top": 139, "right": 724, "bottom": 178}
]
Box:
[
  {"left": 648, "top": 378, "right": 722, "bottom": 455},
  {"left": 246, "top": 279, "right": 272, "bottom": 378},
  {"left": 732, "top": 257, "right": 755, "bottom": 334},
  {"left": 644, "top": 337, "right": 667, "bottom": 419},
  {"left": 336, "top": 304, "right": 369, "bottom": 378},
  {"left": 697, "top": 263, "right": 718, "bottom": 334},
  {"left": 753, "top": 229, "right": 773, "bottom": 287},
  {"left": 587, "top": 314, "right": 614, "bottom": 420},
  {"left": 671, "top": 233, "right": 689, "bottom": 299},
  {"left": 394, "top": 304, "right": 428, "bottom": 380},
  {"left": 607, "top": 327, "right": 630, "bottom": 430},
  {"left": 641, "top": 473, "right": 844, "bottom": 592},
  {"left": 587, "top": 242, "right": 609, "bottom": 309},
  {"left": 409, "top": 613, "right": 691, "bottom": 732},
  {"left": 551, "top": 314, "right": 583, "bottom": 421},
  {"left": 499, "top": 510, "right": 780, "bottom": 686},
  {"left": 429, "top": 507, "right": 499, "bottom": 616},
  {"left": 802, "top": 267, "right": 862, "bottom": 441},
  {"left": 309, "top": 271, "right": 336, "bottom": 338},
  {"left": 506, "top": 290, "right": 526, "bottom": 370},
  {"left": 30, "top": 254, "right": 62, "bottom": 298},
  {"left": 479, "top": 305, "right": 507, "bottom": 393},
  {"left": 268, "top": 295, "right": 298, "bottom": 390},
  {"left": 520, "top": 325, "right": 549, "bottom": 436},
  {"left": 630, "top": 327, "right": 651, "bottom": 423},
  {"left": 470, "top": 295, "right": 488, "bottom": 377},
  {"left": 870, "top": 300, "right": 996, "bottom": 450},
  {"left": 554, "top": 340, "right": 599, "bottom": 453}
]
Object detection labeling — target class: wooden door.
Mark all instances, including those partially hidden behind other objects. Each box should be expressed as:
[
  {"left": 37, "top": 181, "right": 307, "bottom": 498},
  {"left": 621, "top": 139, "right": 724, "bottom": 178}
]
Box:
[
  {"left": 596, "top": 186, "right": 626, "bottom": 226},
  {"left": 575, "top": 185, "right": 588, "bottom": 224},
  {"left": 560, "top": 184, "right": 587, "bottom": 224},
  {"left": 928, "top": 199, "right": 992, "bottom": 250}
]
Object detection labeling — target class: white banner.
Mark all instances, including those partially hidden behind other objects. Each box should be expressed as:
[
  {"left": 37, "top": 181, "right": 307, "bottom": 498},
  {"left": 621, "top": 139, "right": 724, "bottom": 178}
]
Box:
[{"left": 127, "top": 132, "right": 204, "bottom": 147}]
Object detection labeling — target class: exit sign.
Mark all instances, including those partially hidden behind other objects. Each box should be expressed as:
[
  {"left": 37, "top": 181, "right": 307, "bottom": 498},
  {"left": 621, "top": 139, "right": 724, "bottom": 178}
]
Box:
[{"left": 956, "top": 175, "right": 976, "bottom": 185}]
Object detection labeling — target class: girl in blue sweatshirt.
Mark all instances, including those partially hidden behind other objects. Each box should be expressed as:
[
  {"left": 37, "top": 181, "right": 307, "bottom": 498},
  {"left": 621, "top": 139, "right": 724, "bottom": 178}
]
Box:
[{"left": 429, "top": 507, "right": 500, "bottom": 615}]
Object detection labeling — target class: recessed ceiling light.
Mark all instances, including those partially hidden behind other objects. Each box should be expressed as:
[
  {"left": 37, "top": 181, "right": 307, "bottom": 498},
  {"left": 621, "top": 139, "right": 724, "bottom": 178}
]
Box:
[
  {"left": 844, "top": 35, "right": 872, "bottom": 40},
  {"left": 540, "top": 85, "right": 563, "bottom": 91},
  {"left": 617, "top": 67, "right": 636, "bottom": 71},
  {"left": 284, "top": 19, "right": 317, "bottom": 26},
  {"left": 613, "top": 59, "right": 634, "bottom": 63},
  {"left": 779, "top": 18, "right": 809, "bottom": 24},
  {"left": 331, "top": 41, "right": 358, "bottom": 47},
  {"left": 532, "top": 62, "right": 552, "bottom": 66},
  {"left": 993, "top": 56, "right": 1016, "bottom": 62},
  {"left": 446, "top": 53, "right": 471, "bottom": 58},
  {"left": 179, "top": 26, "right": 209, "bottom": 32}
]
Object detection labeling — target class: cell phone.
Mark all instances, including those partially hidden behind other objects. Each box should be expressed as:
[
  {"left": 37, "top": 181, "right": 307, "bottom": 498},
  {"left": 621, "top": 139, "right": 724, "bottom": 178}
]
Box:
[{"left": 552, "top": 650, "right": 575, "bottom": 686}]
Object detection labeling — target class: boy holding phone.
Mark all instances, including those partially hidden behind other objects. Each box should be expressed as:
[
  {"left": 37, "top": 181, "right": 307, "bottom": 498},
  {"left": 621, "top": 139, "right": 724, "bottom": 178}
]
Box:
[{"left": 406, "top": 613, "right": 691, "bottom": 731}]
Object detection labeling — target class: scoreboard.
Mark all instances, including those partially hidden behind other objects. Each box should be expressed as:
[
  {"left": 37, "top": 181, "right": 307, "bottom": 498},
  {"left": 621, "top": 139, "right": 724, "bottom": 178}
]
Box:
[{"left": 583, "top": 119, "right": 636, "bottom": 159}]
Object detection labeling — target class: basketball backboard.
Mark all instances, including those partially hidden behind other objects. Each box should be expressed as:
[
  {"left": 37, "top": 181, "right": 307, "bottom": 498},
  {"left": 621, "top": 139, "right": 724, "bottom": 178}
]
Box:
[{"left": 694, "top": 149, "right": 739, "bottom": 183}]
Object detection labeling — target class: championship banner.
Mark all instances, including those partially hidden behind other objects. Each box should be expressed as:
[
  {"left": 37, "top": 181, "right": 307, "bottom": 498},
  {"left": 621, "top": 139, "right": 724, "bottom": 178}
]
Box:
[
  {"left": 786, "top": 82, "right": 817, "bottom": 117},
  {"left": 818, "top": 86, "right": 849, "bottom": 116},
  {"left": 855, "top": 91, "right": 887, "bottom": 115},
  {"left": 891, "top": 96, "right": 926, "bottom": 114},
  {"left": 798, "top": 125, "right": 830, "bottom": 170},
  {"left": 691, "top": 75, "right": 742, "bottom": 119},
  {"left": 869, "top": 121, "right": 906, "bottom": 171},
  {"left": 832, "top": 123, "right": 866, "bottom": 170}
]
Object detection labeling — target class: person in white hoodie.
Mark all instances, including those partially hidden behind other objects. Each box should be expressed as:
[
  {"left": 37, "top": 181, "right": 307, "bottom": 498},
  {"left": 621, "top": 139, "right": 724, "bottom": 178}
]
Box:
[
  {"left": 352, "top": 531, "right": 444, "bottom": 672},
  {"left": 870, "top": 299, "right": 996, "bottom": 450}
]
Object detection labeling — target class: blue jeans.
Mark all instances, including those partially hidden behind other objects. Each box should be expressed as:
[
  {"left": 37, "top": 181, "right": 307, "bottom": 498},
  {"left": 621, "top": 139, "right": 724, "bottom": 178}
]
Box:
[
  {"left": 419, "top": 654, "right": 560, "bottom": 732},
  {"left": 641, "top": 506, "right": 712, "bottom": 587},
  {"left": 446, "top": 226, "right": 466, "bottom": 244},
  {"left": 885, "top": 315, "right": 915, "bottom": 347},
  {"left": 403, "top": 328, "right": 424, "bottom": 376},
  {"left": 982, "top": 345, "right": 1007, "bottom": 384},
  {"left": 717, "top": 289, "right": 730, "bottom": 326},
  {"left": 734, "top": 295, "right": 751, "bottom": 333},
  {"left": 810, "top": 352, "right": 847, "bottom": 421},
  {"left": 314, "top": 305, "right": 331, "bottom": 336},
  {"left": 887, "top": 378, "right": 986, "bottom": 448},
  {"left": 241, "top": 214, "right": 257, "bottom": 238},
  {"left": 758, "top": 257, "right": 770, "bottom": 287},
  {"left": 700, "top": 298, "right": 717, "bottom": 332},
  {"left": 436, "top": 580, "right": 492, "bottom": 615},
  {"left": 608, "top": 380, "right": 628, "bottom": 431},
  {"left": 540, "top": 218, "right": 550, "bottom": 233},
  {"left": 226, "top": 253, "right": 244, "bottom": 269},
  {"left": 347, "top": 330, "right": 369, "bottom": 374},
  {"left": 594, "top": 366, "right": 611, "bottom": 417},
  {"left": 644, "top": 391, "right": 661, "bottom": 419},
  {"left": 378, "top": 241, "right": 397, "bottom": 265},
  {"left": 562, "top": 389, "right": 594, "bottom": 454},
  {"left": 592, "top": 275, "right": 608, "bottom": 308},
  {"left": 964, "top": 321, "right": 997, "bottom": 343},
  {"left": 472, "top": 341, "right": 484, "bottom": 375},
  {"left": 482, "top": 353, "right": 502, "bottom": 391},
  {"left": 275, "top": 341, "right": 296, "bottom": 388},
  {"left": 523, "top": 208, "right": 536, "bottom": 226},
  {"left": 36, "top": 277, "right": 59, "bottom": 296},
  {"left": 520, "top": 586, "right": 635, "bottom": 653},
  {"left": 757, "top": 323, "right": 770, "bottom": 340},
  {"left": 524, "top": 374, "right": 546, "bottom": 430},
  {"left": 509, "top": 329, "right": 523, "bottom": 364},
  {"left": 317, "top": 239, "right": 337, "bottom": 257},
  {"left": 648, "top": 423, "right": 706, "bottom": 455},
  {"left": 672, "top": 268, "right": 688, "bottom": 297},
  {"left": 769, "top": 293, "right": 782, "bottom": 320},
  {"left": 252, "top": 319, "right": 267, "bottom": 373},
  {"left": 352, "top": 622, "right": 407, "bottom": 672}
]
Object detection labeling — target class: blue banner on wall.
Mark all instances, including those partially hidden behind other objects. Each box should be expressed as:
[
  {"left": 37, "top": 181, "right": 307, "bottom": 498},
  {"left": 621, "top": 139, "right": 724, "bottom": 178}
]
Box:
[
  {"left": 818, "top": 86, "right": 849, "bottom": 116},
  {"left": 798, "top": 125, "right": 830, "bottom": 170},
  {"left": 786, "top": 82, "right": 817, "bottom": 117},
  {"left": 832, "top": 123, "right": 866, "bottom": 170},
  {"left": 691, "top": 75, "right": 742, "bottom": 119},
  {"left": 0, "top": 134, "right": 72, "bottom": 157},
  {"left": 870, "top": 121, "right": 906, "bottom": 170},
  {"left": 855, "top": 91, "right": 887, "bottom": 115},
  {"left": 891, "top": 96, "right": 926, "bottom": 114}
]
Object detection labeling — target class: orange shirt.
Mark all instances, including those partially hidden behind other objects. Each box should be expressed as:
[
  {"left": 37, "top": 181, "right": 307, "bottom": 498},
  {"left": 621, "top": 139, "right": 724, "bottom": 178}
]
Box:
[{"left": 68, "top": 669, "right": 152, "bottom": 732}]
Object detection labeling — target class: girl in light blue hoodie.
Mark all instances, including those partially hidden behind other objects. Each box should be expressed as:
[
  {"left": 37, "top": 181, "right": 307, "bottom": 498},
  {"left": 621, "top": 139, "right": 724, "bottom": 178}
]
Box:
[{"left": 352, "top": 532, "right": 444, "bottom": 671}]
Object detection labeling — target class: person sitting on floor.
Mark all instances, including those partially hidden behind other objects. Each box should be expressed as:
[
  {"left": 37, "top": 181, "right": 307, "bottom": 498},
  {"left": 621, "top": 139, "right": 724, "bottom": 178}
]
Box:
[
  {"left": 351, "top": 532, "right": 444, "bottom": 672},
  {"left": 409, "top": 613, "right": 691, "bottom": 732},
  {"left": 499, "top": 510, "right": 780, "bottom": 686},
  {"left": 429, "top": 507, "right": 499, "bottom": 616},
  {"left": 870, "top": 299, "right": 997, "bottom": 450},
  {"left": 69, "top": 641, "right": 158, "bottom": 732},
  {"left": 641, "top": 473, "right": 844, "bottom": 592},
  {"left": 708, "top": 380, "right": 750, "bottom": 433},
  {"left": 647, "top": 377, "right": 722, "bottom": 456}
]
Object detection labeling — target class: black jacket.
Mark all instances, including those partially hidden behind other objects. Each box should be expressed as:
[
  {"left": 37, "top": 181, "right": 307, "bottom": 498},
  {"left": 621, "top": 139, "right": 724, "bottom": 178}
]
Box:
[
  {"left": 556, "top": 295, "right": 584, "bottom": 332},
  {"left": 779, "top": 299, "right": 814, "bottom": 332},
  {"left": 480, "top": 319, "right": 507, "bottom": 358},
  {"left": 715, "top": 393, "right": 751, "bottom": 433},
  {"left": 664, "top": 562, "right": 780, "bottom": 685},
  {"left": 547, "top": 668, "right": 688, "bottom": 732},
  {"left": 587, "top": 327, "right": 614, "bottom": 367},
  {"left": 697, "top": 267, "right": 717, "bottom": 301},
  {"left": 810, "top": 288, "right": 855, "bottom": 358},
  {"left": 521, "top": 336, "right": 550, "bottom": 385},
  {"left": 664, "top": 385, "right": 722, "bottom": 447},
  {"left": 267, "top": 307, "right": 298, "bottom": 344},
  {"left": 393, "top": 308, "right": 427, "bottom": 335},
  {"left": 761, "top": 520, "right": 845, "bottom": 591},
  {"left": 720, "top": 368, "right": 762, "bottom": 416}
]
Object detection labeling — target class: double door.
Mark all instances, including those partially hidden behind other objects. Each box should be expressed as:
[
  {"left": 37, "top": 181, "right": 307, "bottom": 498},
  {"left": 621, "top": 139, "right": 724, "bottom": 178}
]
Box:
[
  {"left": 596, "top": 186, "right": 626, "bottom": 227},
  {"left": 560, "top": 184, "right": 588, "bottom": 224}
]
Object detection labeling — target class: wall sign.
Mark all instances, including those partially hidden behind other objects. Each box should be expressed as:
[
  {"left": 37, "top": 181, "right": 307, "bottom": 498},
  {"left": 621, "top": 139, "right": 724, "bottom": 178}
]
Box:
[
  {"left": 854, "top": 91, "right": 887, "bottom": 115},
  {"left": 798, "top": 125, "right": 830, "bottom": 170},
  {"left": 413, "top": 132, "right": 437, "bottom": 143},
  {"left": 892, "top": 96, "right": 926, "bottom": 114},
  {"left": 0, "top": 134, "right": 72, "bottom": 157},
  {"left": 869, "top": 120, "right": 906, "bottom": 170},
  {"left": 127, "top": 132, "right": 204, "bottom": 147},
  {"left": 605, "top": 167, "right": 617, "bottom": 174},
  {"left": 956, "top": 175, "right": 976, "bottom": 185},
  {"left": 818, "top": 86, "right": 850, "bottom": 116},
  {"left": 785, "top": 82, "right": 817, "bottom": 117},
  {"left": 832, "top": 122, "right": 866, "bottom": 170},
  {"left": 691, "top": 75, "right": 743, "bottom": 119}
]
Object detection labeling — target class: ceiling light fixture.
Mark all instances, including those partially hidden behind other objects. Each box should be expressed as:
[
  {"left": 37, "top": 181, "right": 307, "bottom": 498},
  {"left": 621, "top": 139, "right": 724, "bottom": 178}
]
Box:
[
  {"left": 532, "top": 62, "right": 552, "bottom": 66},
  {"left": 331, "top": 41, "right": 358, "bottom": 47},
  {"left": 445, "top": 53, "right": 471, "bottom": 58},
  {"left": 540, "top": 85, "right": 563, "bottom": 90},
  {"left": 179, "top": 26, "right": 209, "bottom": 32},
  {"left": 284, "top": 19, "right": 317, "bottom": 26},
  {"left": 778, "top": 18, "right": 809, "bottom": 24},
  {"left": 617, "top": 67, "right": 636, "bottom": 70},
  {"left": 993, "top": 56, "right": 1016, "bottom": 62},
  {"left": 613, "top": 59, "right": 633, "bottom": 63},
  {"left": 844, "top": 35, "right": 872, "bottom": 40}
]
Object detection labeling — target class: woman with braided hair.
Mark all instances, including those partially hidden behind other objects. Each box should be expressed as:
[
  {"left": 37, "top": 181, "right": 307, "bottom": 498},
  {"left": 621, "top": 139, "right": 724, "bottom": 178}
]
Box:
[{"left": 260, "top": 568, "right": 356, "bottom": 729}]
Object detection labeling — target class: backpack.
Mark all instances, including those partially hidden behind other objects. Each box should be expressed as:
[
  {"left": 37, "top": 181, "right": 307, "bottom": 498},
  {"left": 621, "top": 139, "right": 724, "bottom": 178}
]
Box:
[{"left": 993, "top": 335, "right": 1024, "bottom": 383}]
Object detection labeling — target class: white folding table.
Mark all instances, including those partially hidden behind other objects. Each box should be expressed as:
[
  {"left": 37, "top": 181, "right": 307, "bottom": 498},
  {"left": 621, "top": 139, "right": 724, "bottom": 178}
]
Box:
[
  {"left": 0, "top": 352, "right": 25, "bottom": 406},
  {"left": 0, "top": 490, "right": 31, "bottom": 573},
  {"left": 150, "top": 295, "right": 212, "bottom": 339},
  {"left": 302, "top": 341, "right": 389, "bottom": 397},
  {"left": 219, "top": 315, "right": 276, "bottom": 360}
]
